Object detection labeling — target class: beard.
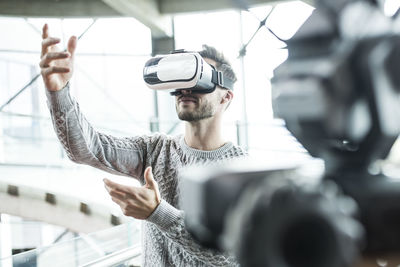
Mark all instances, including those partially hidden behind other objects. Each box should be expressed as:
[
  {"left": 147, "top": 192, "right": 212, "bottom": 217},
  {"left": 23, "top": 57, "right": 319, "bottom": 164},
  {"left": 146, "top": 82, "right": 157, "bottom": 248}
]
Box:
[{"left": 176, "top": 99, "right": 215, "bottom": 122}]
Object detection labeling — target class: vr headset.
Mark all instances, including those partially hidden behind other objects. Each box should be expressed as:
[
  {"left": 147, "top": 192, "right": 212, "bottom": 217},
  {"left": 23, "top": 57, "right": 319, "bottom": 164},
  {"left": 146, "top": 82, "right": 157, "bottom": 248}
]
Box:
[{"left": 143, "top": 50, "right": 234, "bottom": 96}]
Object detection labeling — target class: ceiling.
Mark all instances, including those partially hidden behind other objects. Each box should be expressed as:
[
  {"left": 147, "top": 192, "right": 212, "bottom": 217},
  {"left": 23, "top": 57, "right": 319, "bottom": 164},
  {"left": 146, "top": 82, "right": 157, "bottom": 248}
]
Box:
[{"left": 0, "top": 0, "right": 313, "bottom": 37}]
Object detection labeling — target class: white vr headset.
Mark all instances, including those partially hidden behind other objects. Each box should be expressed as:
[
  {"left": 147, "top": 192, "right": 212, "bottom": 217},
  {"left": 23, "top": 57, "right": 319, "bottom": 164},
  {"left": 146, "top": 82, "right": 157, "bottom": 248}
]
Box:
[{"left": 143, "top": 50, "right": 234, "bottom": 96}]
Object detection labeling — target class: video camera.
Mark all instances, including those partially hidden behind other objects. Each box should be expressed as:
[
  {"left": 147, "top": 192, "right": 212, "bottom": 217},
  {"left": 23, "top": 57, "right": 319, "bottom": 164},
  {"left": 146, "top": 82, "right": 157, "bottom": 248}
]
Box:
[{"left": 180, "top": 0, "right": 400, "bottom": 266}]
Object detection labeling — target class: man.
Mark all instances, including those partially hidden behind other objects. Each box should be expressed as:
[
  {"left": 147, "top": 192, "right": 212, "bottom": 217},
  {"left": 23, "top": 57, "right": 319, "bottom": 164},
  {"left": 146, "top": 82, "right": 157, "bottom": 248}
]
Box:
[{"left": 40, "top": 23, "right": 246, "bottom": 266}]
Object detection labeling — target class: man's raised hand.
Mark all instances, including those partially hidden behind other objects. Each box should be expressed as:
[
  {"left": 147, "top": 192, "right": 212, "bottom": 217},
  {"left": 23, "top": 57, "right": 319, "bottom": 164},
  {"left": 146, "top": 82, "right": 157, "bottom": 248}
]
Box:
[{"left": 39, "top": 23, "right": 77, "bottom": 92}]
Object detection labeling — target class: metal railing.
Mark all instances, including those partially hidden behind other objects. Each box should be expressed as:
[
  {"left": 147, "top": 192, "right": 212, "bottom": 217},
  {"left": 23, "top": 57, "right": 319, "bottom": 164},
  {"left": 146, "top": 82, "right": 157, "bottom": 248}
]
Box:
[
  {"left": 0, "top": 222, "right": 142, "bottom": 267},
  {"left": 80, "top": 245, "right": 141, "bottom": 267}
]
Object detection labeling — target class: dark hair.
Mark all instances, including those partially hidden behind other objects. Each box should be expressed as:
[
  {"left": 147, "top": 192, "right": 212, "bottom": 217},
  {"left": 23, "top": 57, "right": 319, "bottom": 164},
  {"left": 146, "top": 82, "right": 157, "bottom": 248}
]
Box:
[{"left": 198, "top": 44, "right": 237, "bottom": 89}]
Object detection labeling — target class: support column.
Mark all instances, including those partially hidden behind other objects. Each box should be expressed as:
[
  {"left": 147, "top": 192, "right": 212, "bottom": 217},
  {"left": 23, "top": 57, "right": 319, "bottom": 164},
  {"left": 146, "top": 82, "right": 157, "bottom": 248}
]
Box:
[
  {"left": 150, "top": 27, "right": 175, "bottom": 133},
  {"left": 30, "top": 66, "right": 40, "bottom": 142},
  {"left": 0, "top": 111, "right": 3, "bottom": 163},
  {"left": 0, "top": 214, "right": 13, "bottom": 267},
  {"left": 0, "top": 62, "right": 8, "bottom": 163},
  {"left": 238, "top": 11, "right": 249, "bottom": 150}
]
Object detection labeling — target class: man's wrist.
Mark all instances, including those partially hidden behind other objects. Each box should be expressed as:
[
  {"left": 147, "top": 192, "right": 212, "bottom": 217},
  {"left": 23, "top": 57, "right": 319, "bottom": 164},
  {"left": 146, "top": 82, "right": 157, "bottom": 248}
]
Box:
[
  {"left": 146, "top": 200, "right": 183, "bottom": 230},
  {"left": 46, "top": 82, "right": 73, "bottom": 111}
]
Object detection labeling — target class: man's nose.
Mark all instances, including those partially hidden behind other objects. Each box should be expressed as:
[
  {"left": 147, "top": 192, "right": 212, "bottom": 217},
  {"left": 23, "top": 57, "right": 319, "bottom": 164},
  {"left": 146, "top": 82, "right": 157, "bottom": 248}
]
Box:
[{"left": 181, "top": 89, "right": 192, "bottom": 95}]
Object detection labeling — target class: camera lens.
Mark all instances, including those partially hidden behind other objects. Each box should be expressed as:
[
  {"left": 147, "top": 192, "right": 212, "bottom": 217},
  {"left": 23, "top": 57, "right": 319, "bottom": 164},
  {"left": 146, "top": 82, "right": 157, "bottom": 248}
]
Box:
[
  {"left": 222, "top": 178, "right": 363, "bottom": 267},
  {"left": 281, "top": 215, "right": 338, "bottom": 267}
]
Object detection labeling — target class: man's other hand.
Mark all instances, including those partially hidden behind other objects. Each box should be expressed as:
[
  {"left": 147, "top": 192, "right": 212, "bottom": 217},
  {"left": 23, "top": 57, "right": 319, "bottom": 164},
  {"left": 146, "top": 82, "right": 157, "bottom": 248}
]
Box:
[
  {"left": 104, "top": 167, "right": 162, "bottom": 220},
  {"left": 39, "top": 23, "right": 77, "bottom": 92}
]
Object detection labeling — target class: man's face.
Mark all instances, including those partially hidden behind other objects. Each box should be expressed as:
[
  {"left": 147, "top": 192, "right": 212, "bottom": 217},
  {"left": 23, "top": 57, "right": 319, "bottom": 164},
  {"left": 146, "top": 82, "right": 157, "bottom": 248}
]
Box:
[{"left": 175, "top": 58, "right": 223, "bottom": 122}]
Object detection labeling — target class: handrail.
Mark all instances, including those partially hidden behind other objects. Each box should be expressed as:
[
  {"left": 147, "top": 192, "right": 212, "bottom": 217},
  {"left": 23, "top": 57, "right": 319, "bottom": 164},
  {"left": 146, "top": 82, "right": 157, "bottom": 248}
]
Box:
[{"left": 79, "top": 245, "right": 141, "bottom": 267}]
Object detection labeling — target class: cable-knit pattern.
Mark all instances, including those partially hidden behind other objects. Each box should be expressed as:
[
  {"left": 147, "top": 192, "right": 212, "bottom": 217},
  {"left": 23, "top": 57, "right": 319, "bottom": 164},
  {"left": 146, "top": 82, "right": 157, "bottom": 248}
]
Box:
[
  {"left": 160, "top": 215, "right": 239, "bottom": 267},
  {"left": 46, "top": 84, "right": 247, "bottom": 267},
  {"left": 143, "top": 136, "right": 247, "bottom": 266},
  {"left": 50, "top": 109, "right": 76, "bottom": 161}
]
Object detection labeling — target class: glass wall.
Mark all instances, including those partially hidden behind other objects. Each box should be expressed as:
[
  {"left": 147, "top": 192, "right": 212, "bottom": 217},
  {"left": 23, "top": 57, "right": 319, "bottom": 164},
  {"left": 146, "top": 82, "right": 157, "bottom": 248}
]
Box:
[
  {"left": 0, "top": 17, "right": 154, "bottom": 166},
  {"left": 0, "top": 1, "right": 316, "bottom": 168},
  {"left": 0, "top": 16, "right": 149, "bottom": 263},
  {"left": 0, "top": 1, "right": 318, "bottom": 264}
]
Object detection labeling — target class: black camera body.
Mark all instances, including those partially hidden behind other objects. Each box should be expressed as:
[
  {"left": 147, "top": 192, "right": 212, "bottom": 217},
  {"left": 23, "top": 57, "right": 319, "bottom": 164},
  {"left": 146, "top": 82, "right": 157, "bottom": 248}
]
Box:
[
  {"left": 273, "top": 0, "right": 400, "bottom": 255},
  {"left": 180, "top": 160, "right": 364, "bottom": 267},
  {"left": 180, "top": 0, "right": 400, "bottom": 266}
]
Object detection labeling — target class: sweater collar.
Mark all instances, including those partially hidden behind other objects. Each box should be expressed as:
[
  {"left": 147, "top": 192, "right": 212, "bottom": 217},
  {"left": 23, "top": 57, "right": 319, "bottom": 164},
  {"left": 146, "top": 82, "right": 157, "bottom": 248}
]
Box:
[{"left": 179, "top": 135, "right": 233, "bottom": 159}]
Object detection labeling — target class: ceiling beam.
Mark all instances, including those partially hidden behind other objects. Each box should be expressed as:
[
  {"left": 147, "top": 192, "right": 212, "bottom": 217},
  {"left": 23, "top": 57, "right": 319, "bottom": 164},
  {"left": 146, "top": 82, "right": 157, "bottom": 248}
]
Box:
[
  {"left": 0, "top": 0, "right": 121, "bottom": 17},
  {"left": 102, "top": 0, "right": 173, "bottom": 38},
  {"left": 0, "top": 0, "right": 313, "bottom": 37},
  {"left": 159, "top": 0, "right": 314, "bottom": 13},
  {"left": 160, "top": 0, "right": 276, "bottom": 13}
]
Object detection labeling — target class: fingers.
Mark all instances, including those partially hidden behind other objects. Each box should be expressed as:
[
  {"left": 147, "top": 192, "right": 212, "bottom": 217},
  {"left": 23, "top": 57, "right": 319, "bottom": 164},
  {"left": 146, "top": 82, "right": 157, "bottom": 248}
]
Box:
[
  {"left": 41, "top": 37, "right": 61, "bottom": 57},
  {"left": 144, "top": 167, "right": 156, "bottom": 187},
  {"left": 42, "top": 24, "right": 48, "bottom": 39},
  {"left": 108, "top": 188, "right": 127, "bottom": 201},
  {"left": 67, "top": 36, "right": 77, "bottom": 57},
  {"left": 39, "top": 51, "right": 70, "bottom": 68},
  {"left": 41, "top": 24, "right": 77, "bottom": 57},
  {"left": 41, "top": 66, "right": 70, "bottom": 77},
  {"left": 103, "top": 178, "right": 134, "bottom": 194},
  {"left": 144, "top": 167, "right": 161, "bottom": 204},
  {"left": 108, "top": 193, "right": 126, "bottom": 209},
  {"left": 41, "top": 23, "right": 62, "bottom": 57},
  {"left": 104, "top": 180, "right": 138, "bottom": 211},
  {"left": 103, "top": 179, "right": 149, "bottom": 203},
  {"left": 104, "top": 182, "right": 130, "bottom": 208}
]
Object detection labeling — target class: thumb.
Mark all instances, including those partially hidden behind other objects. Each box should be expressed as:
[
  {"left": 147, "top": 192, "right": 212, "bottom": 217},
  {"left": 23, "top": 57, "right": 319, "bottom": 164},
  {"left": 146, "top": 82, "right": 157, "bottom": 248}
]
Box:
[
  {"left": 67, "top": 36, "right": 77, "bottom": 57},
  {"left": 144, "top": 166, "right": 156, "bottom": 188}
]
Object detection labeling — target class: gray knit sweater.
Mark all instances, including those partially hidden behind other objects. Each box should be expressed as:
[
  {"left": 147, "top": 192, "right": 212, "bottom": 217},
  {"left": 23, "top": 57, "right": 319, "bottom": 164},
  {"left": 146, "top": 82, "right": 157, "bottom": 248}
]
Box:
[{"left": 46, "top": 84, "right": 247, "bottom": 267}]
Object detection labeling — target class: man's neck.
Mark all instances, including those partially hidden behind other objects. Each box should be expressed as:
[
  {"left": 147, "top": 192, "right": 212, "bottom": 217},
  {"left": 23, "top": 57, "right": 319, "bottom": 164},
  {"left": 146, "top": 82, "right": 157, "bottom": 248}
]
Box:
[{"left": 184, "top": 118, "right": 226, "bottom": 151}]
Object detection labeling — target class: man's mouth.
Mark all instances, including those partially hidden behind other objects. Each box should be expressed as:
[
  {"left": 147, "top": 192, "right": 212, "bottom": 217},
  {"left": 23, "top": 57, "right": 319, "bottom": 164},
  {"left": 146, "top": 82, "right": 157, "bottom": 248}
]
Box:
[{"left": 179, "top": 96, "right": 197, "bottom": 103}]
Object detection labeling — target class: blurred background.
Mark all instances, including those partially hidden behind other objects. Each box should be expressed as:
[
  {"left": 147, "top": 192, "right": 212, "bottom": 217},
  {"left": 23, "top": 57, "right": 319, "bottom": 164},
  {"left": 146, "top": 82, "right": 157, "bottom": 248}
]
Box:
[{"left": 0, "top": 0, "right": 399, "bottom": 266}]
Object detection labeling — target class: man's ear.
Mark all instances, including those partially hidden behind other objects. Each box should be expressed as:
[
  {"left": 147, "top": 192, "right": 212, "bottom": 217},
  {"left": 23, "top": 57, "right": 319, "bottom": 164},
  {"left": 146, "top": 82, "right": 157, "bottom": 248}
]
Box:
[{"left": 221, "top": 90, "right": 234, "bottom": 104}]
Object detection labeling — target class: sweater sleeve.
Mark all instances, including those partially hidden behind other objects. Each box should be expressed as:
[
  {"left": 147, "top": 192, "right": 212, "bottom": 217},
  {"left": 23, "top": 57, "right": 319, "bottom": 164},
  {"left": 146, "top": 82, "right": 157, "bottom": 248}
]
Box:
[
  {"left": 46, "top": 84, "right": 147, "bottom": 181},
  {"left": 147, "top": 200, "right": 239, "bottom": 266}
]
